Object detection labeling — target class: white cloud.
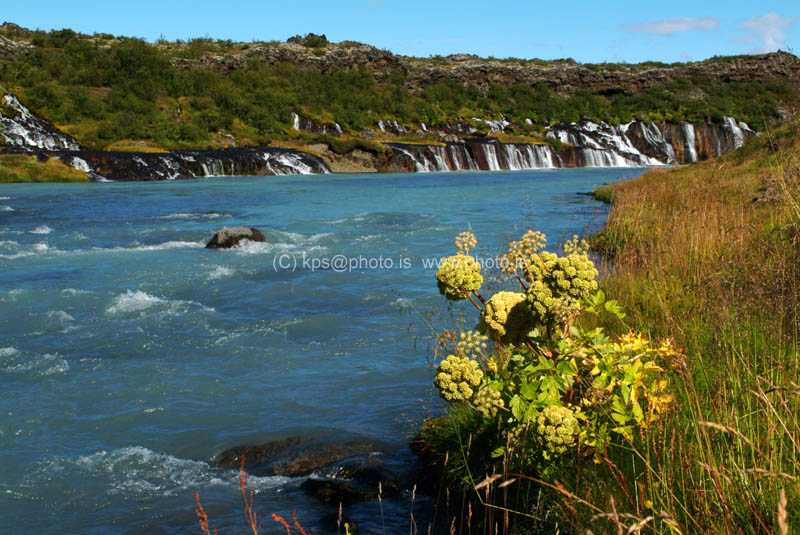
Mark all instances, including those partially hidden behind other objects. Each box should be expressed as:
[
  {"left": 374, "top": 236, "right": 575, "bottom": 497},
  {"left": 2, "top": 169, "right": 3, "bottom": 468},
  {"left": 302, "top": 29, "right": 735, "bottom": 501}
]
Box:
[
  {"left": 624, "top": 17, "right": 720, "bottom": 36},
  {"left": 736, "top": 13, "right": 795, "bottom": 54}
]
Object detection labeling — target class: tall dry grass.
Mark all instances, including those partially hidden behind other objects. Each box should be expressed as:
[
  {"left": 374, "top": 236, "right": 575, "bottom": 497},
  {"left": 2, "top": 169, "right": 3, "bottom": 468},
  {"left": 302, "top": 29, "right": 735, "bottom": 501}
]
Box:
[{"left": 581, "top": 118, "right": 800, "bottom": 533}]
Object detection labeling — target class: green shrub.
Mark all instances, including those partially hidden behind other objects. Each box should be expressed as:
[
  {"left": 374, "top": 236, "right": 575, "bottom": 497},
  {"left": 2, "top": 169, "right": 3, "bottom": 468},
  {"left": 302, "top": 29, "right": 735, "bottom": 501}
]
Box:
[{"left": 418, "top": 230, "right": 683, "bottom": 524}]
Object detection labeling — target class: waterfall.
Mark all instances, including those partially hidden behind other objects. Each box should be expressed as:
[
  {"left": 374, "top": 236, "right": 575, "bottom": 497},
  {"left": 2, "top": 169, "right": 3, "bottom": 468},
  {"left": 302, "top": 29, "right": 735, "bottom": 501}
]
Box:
[
  {"left": 201, "top": 160, "right": 225, "bottom": 177},
  {"left": 639, "top": 122, "right": 675, "bottom": 163},
  {"left": 578, "top": 148, "right": 632, "bottom": 167},
  {"left": 682, "top": 123, "right": 698, "bottom": 162},
  {"left": 292, "top": 112, "right": 301, "bottom": 130},
  {"left": 503, "top": 144, "right": 525, "bottom": 170},
  {"left": 159, "top": 157, "right": 180, "bottom": 180},
  {"left": 431, "top": 146, "right": 448, "bottom": 171},
  {"left": 483, "top": 144, "right": 502, "bottom": 171},
  {"left": 1, "top": 95, "right": 81, "bottom": 151},
  {"left": 723, "top": 116, "right": 745, "bottom": 149},
  {"left": 447, "top": 144, "right": 478, "bottom": 170},
  {"left": 68, "top": 156, "right": 92, "bottom": 173}
]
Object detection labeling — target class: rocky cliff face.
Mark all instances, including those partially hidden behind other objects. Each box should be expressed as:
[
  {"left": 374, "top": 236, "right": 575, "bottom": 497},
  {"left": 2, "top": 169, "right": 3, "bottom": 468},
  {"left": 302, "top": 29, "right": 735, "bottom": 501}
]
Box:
[{"left": 170, "top": 43, "right": 800, "bottom": 97}]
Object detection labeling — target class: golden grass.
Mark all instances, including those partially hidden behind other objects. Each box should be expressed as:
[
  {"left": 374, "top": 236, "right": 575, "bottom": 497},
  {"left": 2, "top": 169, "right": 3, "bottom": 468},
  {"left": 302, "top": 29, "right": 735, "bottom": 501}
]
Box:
[
  {"left": 586, "top": 118, "right": 800, "bottom": 533},
  {"left": 0, "top": 153, "right": 88, "bottom": 182},
  {"left": 103, "top": 139, "right": 169, "bottom": 152}
]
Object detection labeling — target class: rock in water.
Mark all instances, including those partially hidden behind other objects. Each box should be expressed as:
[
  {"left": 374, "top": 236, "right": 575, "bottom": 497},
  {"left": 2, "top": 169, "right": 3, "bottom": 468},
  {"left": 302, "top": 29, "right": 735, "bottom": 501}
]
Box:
[{"left": 206, "top": 226, "right": 266, "bottom": 249}]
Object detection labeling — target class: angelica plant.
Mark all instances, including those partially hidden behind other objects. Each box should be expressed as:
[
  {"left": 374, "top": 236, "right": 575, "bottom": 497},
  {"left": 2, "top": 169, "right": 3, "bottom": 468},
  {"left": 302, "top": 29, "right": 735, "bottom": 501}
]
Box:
[{"left": 431, "top": 229, "right": 682, "bottom": 470}]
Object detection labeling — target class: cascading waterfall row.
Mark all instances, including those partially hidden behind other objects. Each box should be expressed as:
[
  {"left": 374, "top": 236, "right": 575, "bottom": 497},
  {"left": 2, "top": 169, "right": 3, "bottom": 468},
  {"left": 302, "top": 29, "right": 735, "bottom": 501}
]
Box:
[
  {"left": 1, "top": 91, "right": 757, "bottom": 179},
  {"left": 385, "top": 118, "right": 756, "bottom": 172}
]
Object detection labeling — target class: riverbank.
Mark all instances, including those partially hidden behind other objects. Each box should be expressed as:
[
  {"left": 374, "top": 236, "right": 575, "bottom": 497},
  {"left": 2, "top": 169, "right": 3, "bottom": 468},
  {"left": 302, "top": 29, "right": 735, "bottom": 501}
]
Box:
[
  {"left": 405, "top": 118, "right": 799, "bottom": 534},
  {"left": 585, "top": 118, "right": 800, "bottom": 530}
]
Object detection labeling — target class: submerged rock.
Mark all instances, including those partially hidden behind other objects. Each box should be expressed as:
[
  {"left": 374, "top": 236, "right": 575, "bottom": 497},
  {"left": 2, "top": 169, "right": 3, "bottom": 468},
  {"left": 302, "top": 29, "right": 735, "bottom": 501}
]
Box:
[
  {"left": 213, "top": 435, "right": 384, "bottom": 477},
  {"left": 205, "top": 227, "right": 266, "bottom": 249},
  {"left": 301, "top": 478, "right": 377, "bottom": 506}
]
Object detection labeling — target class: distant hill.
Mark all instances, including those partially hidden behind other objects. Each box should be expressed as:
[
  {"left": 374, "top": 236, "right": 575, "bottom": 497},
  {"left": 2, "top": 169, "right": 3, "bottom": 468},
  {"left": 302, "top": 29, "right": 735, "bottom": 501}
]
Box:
[{"left": 0, "top": 22, "right": 799, "bottom": 154}]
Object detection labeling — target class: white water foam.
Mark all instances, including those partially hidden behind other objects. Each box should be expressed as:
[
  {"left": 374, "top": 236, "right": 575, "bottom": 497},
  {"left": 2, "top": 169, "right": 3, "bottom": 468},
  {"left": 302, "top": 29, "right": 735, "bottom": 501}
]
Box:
[
  {"left": 235, "top": 239, "right": 326, "bottom": 256},
  {"left": 62, "top": 288, "right": 91, "bottom": 296},
  {"left": 207, "top": 266, "right": 235, "bottom": 280},
  {"left": 30, "top": 225, "right": 53, "bottom": 234},
  {"left": 1, "top": 205, "right": 14, "bottom": 212},
  {"left": 0, "top": 347, "right": 69, "bottom": 376},
  {"left": 106, "top": 290, "right": 214, "bottom": 316},
  {"left": 158, "top": 212, "right": 225, "bottom": 220},
  {"left": 22, "top": 446, "right": 290, "bottom": 500},
  {"left": 102, "top": 240, "right": 206, "bottom": 252},
  {"left": 107, "top": 290, "right": 164, "bottom": 314},
  {"left": 47, "top": 310, "right": 75, "bottom": 322},
  {"left": 0, "top": 196, "right": 9, "bottom": 200}
]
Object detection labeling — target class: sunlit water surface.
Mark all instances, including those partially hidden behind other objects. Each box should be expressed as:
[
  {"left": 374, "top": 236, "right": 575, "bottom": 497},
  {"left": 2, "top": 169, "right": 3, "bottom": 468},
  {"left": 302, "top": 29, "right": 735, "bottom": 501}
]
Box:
[{"left": 0, "top": 168, "right": 645, "bottom": 533}]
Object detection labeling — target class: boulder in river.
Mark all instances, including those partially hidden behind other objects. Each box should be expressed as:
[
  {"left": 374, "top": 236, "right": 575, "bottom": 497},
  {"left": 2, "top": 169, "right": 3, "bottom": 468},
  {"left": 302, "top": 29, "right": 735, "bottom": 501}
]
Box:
[
  {"left": 205, "top": 226, "right": 266, "bottom": 249},
  {"left": 214, "top": 435, "right": 384, "bottom": 477}
]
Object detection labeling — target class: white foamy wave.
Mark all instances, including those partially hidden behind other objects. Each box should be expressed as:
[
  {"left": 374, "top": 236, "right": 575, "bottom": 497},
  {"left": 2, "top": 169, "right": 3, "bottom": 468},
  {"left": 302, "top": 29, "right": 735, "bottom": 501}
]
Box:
[
  {"left": 274, "top": 230, "right": 332, "bottom": 244},
  {"left": 47, "top": 310, "right": 75, "bottom": 322},
  {"left": 106, "top": 290, "right": 214, "bottom": 316},
  {"left": 1, "top": 205, "right": 14, "bottom": 212},
  {"left": 0, "top": 240, "right": 18, "bottom": 249},
  {"left": 103, "top": 240, "right": 205, "bottom": 252},
  {"left": 62, "top": 288, "right": 91, "bottom": 296},
  {"left": 234, "top": 239, "right": 325, "bottom": 256},
  {"left": 30, "top": 225, "right": 53, "bottom": 234},
  {"left": 158, "top": 212, "right": 225, "bottom": 219},
  {"left": 207, "top": 266, "right": 234, "bottom": 280},
  {"left": 22, "top": 446, "right": 290, "bottom": 501},
  {"left": 0, "top": 347, "right": 69, "bottom": 375},
  {"left": 0, "top": 196, "right": 9, "bottom": 200},
  {"left": 106, "top": 290, "right": 164, "bottom": 314}
]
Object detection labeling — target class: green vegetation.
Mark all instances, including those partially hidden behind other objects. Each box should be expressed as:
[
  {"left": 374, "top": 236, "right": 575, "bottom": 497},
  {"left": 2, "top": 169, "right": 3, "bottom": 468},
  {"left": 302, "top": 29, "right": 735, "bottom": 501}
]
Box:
[
  {"left": 416, "top": 231, "right": 681, "bottom": 532},
  {"left": 0, "top": 25, "right": 795, "bottom": 152},
  {"left": 0, "top": 153, "right": 88, "bottom": 182},
  {"left": 590, "top": 186, "right": 614, "bottom": 204},
  {"left": 416, "top": 119, "right": 800, "bottom": 533}
]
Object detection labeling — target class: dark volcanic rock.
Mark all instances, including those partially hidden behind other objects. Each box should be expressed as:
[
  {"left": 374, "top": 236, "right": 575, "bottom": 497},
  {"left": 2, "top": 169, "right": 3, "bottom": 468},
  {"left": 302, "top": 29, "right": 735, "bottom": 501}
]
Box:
[
  {"left": 205, "top": 226, "right": 266, "bottom": 249},
  {"left": 300, "top": 478, "right": 377, "bottom": 506},
  {"left": 214, "top": 436, "right": 384, "bottom": 477},
  {"left": 214, "top": 436, "right": 313, "bottom": 469}
]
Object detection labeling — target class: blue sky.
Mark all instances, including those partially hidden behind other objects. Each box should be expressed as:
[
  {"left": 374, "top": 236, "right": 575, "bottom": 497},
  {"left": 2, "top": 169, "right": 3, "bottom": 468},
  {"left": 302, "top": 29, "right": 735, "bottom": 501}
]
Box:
[{"left": 3, "top": 0, "right": 798, "bottom": 63}]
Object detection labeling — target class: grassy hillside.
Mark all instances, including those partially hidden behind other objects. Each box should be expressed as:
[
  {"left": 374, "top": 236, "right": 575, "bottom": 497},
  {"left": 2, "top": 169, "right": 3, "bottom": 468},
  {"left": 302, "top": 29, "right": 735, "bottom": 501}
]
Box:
[
  {"left": 0, "top": 153, "right": 88, "bottom": 182},
  {"left": 0, "top": 25, "right": 797, "bottom": 151}
]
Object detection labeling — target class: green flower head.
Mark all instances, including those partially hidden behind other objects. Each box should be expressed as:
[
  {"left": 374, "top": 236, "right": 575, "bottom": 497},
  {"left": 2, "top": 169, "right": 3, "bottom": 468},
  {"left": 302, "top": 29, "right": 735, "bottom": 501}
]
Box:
[
  {"left": 525, "top": 251, "right": 598, "bottom": 326},
  {"left": 436, "top": 254, "right": 483, "bottom": 300},
  {"left": 477, "top": 291, "right": 531, "bottom": 345},
  {"left": 473, "top": 386, "right": 505, "bottom": 419},
  {"left": 434, "top": 353, "right": 483, "bottom": 402},
  {"left": 536, "top": 405, "right": 580, "bottom": 459}
]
